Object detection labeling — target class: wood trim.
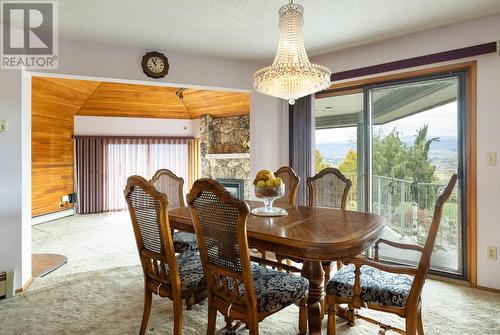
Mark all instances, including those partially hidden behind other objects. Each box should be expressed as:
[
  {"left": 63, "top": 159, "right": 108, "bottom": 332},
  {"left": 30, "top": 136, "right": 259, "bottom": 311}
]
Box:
[
  {"left": 15, "top": 277, "right": 33, "bottom": 293},
  {"left": 315, "top": 88, "right": 362, "bottom": 99},
  {"left": 477, "top": 285, "right": 500, "bottom": 294},
  {"left": 328, "top": 61, "right": 477, "bottom": 91},
  {"left": 187, "top": 141, "right": 193, "bottom": 189},
  {"left": 465, "top": 62, "right": 478, "bottom": 287},
  {"left": 330, "top": 42, "right": 496, "bottom": 82},
  {"left": 319, "top": 61, "right": 478, "bottom": 285},
  {"left": 427, "top": 273, "right": 470, "bottom": 287}
]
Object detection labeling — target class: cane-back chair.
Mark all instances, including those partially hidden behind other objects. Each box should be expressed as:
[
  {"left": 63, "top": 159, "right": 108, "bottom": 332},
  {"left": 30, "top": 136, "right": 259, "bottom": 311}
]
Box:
[
  {"left": 124, "top": 176, "right": 206, "bottom": 335},
  {"left": 307, "top": 167, "right": 352, "bottom": 210},
  {"left": 308, "top": 168, "right": 352, "bottom": 283},
  {"left": 260, "top": 166, "right": 300, "bottom": 261},
  {"left": 273, "top": 166, "right": 300, "bottom": 206},
  {"left": 150, "top": 169, "right": 198, "bottom": 254},
  {"left": 326, "top": 174, "right": 458, "bottom": 335},
  {"left": 188, "top": 178, "right": 309, "bottom": 335},
  {"left": 277, "top": 168, "right": 352, "bottom": 269}
]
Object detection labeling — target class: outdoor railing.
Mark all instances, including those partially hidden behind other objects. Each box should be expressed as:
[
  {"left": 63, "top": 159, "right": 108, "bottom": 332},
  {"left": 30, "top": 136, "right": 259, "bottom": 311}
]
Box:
[{"left": 344, "top": 173, "right": 459, "bottom": 251}]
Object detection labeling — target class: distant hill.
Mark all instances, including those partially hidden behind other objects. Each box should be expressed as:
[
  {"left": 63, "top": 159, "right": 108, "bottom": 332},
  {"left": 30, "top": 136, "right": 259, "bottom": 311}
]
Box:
[{"left": 316, "top": 136, "right": 458, "bottom": 168}]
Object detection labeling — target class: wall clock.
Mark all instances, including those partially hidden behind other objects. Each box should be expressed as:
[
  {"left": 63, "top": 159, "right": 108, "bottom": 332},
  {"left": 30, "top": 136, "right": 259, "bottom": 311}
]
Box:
[{"left": 142, "top": 51, "right": 169, "bottom": 78}]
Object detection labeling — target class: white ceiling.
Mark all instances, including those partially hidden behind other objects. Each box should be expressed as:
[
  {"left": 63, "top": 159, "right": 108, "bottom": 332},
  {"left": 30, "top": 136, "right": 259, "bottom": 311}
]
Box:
[{"left": 58, "top": 0, "right": 500, "bottom": 61}]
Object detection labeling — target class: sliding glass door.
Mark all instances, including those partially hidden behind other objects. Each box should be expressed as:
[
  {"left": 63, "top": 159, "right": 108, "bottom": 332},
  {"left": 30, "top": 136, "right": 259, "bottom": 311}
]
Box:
[
  {"left": 315, "top": 90, "right": 365, "bottom": 210},
  {"left": 315, "top": 73, "right": 465, "bottom": 277}
]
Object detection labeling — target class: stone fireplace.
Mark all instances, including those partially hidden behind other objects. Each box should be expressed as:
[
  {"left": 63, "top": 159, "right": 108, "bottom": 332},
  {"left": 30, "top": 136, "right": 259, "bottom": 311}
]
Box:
[
  {"left": 216, "top": 178, "right": 245, "bottom": 199},
  {"left": 200, "top": 114, "right": 251, "bottom": 200}
]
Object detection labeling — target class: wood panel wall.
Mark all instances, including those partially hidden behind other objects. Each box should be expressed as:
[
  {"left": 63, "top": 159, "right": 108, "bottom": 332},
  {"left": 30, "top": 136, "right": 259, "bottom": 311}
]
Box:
[{"left": 31, "top": 77, "right": 100, "bottom": 216}]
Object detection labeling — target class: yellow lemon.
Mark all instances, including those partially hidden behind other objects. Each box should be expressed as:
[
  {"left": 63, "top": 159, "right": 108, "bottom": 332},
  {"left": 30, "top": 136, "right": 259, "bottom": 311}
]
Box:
[
  {"left": 256, "top": 180, "right": 266, "bottom": 187},
  {"left": 265, "top": 179, "right": 275, "bottom": 187},
  {"left": 273, "top": 178, "right": 282, "bottom": 186}
]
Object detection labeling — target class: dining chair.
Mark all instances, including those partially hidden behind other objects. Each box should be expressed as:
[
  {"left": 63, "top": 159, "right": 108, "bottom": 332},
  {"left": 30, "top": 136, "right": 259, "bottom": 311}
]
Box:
[
  {"left": 188, "top": 178, "right": 309, "bottom": 335},
  {"left": 258, "top": 166, "right": 300, "bottom": 261},
  {"left": 308, "top": 167, "right": 352, "bottom": 283},
  {"left": 150, "top": 169, "right": 198, "bottom": 254},
  {"left": 325, "top": 174, "right": 458, "bottom": 335},
  {"left": 124, "top": 175, "right": 206, "bottom": 335},
  {"left": 307, "top": 167, "right": 352, "bottom": 210},
  {"left": 273, "top": 166, "right": 300, "bottom": 205}
]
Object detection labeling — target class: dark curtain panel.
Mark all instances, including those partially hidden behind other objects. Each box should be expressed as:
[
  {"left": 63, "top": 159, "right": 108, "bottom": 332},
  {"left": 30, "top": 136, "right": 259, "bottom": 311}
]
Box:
[
  {"left": 75, "top": 137, "right": 105, "bottom": 214},
  {"left": 289, "top": 95, "right": 314, "bottom": 205}
]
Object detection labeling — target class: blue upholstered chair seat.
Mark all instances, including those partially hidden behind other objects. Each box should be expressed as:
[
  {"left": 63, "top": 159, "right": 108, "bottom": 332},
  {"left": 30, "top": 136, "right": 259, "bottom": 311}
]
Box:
[
  {"left": 326, "top": 263, "right": 414, "bottom": 308},
  {"left": 163, "top": 251, "right": 205, "bottom": 290},
  {"left": 249, "top": 265, "right": 309, "bottom": 313},
  {"left": 173, "top": 231, "right": 198, "bottom": 253}
]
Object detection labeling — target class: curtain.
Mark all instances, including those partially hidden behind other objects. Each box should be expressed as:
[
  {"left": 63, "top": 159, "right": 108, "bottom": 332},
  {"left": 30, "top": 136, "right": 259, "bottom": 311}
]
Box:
[
  {"left": 103, "top": 138, "right": 194, "bottom": 212},
  {"left": 75, "top": 137, "right": 105, "bottom": 214},
  {"left": 289, "top": 95, "right": 314, "bottom": 205},
  {"left": 75, "top": 136, "right": 198, "bottom": 214}
]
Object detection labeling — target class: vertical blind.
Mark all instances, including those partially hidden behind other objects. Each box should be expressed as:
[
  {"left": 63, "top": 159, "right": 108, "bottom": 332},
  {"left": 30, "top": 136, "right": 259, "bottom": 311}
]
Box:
[
  {"left": 75, "top": 136, "right": 199, "bottom": 214},
  {"left": 75, "top": 137, "right": 105, "bottom": 214}
]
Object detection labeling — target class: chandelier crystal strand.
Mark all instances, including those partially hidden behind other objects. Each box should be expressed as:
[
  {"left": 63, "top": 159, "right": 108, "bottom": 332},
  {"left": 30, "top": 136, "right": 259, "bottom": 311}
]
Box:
[{"left": 254, "top": 0, "right": 331, "bottom": 105}]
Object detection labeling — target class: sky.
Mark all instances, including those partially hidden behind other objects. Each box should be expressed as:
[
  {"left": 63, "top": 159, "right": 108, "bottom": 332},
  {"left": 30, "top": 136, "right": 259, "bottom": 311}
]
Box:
[{"left": 315, "top": 101, "right": 458, "bottom": 144}]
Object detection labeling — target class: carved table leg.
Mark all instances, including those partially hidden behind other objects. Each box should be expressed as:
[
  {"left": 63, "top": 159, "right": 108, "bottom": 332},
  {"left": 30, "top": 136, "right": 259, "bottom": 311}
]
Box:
[{"left": 302, "top": 260, "right": 324, "bottom": 335}]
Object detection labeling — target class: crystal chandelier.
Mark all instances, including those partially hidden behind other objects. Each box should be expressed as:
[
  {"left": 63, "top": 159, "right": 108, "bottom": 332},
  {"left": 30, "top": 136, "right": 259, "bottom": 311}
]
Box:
[{"left": 254, "top": 0, "right": 331, "bottom": 105}]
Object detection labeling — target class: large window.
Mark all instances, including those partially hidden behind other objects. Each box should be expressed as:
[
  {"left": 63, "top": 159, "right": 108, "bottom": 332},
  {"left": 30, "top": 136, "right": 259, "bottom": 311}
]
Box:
[
  {"left": 315, "top": 74, "right": 466, "bottom": 277},
  {"left": 75, "top": 136, "right": 199, "bottom": 214}
]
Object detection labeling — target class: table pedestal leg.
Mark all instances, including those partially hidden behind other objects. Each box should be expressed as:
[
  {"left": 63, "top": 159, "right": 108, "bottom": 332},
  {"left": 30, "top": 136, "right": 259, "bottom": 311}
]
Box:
[{"left": 302, "top": 260, "right": 324, "bottom": 335}]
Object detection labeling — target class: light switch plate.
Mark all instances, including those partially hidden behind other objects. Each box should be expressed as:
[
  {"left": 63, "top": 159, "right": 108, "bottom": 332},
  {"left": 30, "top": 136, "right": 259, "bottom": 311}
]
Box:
[
  {"left": 0, "top": 120, "right": 7, "bottom": 132},
  {"left": 487, "top": 152, "right": 497, "bottom": 166}
]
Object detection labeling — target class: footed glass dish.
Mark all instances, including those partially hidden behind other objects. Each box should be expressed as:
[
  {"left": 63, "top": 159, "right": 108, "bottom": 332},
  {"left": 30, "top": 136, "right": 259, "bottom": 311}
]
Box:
[{"left": 251, "top": 184, "right": 287, "bottom": 217}]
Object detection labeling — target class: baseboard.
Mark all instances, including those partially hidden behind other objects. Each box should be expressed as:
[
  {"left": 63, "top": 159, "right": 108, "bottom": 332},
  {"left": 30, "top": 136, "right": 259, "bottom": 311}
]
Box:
[
  {"left": 15, "top": 277, "right": 33, "bottom": 293},
  {"left": 32, "top": 208, "right": 75, "bottom": 226},
  {"left": 477, "top": 285, "right": 500, "bottom": 294}
]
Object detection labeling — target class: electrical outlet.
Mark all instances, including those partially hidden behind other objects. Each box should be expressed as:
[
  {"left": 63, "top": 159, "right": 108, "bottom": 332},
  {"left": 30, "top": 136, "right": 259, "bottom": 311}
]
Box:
[
  {"left": 0, "top": 120, "right": 7, "bottom": 132},
  {"left": 487, "top": 152, "right": 497, "bottom": 166},
  {"left": 487, "top": 246, "right": 497, "bottom": 260}
]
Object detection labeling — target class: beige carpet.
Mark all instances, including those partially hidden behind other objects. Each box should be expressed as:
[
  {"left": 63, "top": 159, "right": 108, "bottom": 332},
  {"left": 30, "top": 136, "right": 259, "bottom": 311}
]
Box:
[{"left": 1, "top": 265, "right": 499, "bottom": 335}]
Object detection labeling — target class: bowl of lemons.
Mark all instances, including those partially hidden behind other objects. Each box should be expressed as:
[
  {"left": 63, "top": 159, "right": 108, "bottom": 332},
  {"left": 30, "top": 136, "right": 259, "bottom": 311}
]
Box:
[{"left": 251, "top": 170, "right": 287, "bottom": 217}]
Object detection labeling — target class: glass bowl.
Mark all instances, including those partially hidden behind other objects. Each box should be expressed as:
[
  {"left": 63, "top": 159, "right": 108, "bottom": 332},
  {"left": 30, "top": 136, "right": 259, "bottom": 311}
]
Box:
[{"left": 251, "top": 183, "right": 287, "bottom": 217}]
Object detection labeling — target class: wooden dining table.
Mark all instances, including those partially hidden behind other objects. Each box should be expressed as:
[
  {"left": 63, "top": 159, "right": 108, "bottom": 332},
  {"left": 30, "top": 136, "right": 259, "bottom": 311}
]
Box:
[{"left": 168, "top": 201, "right": 385, "bottom": 335}]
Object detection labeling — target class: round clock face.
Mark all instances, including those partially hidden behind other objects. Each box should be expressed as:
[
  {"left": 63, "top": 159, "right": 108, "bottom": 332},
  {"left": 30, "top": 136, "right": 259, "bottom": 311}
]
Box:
[
  {"left": 146, "top": 56, "right": 164, "bottom": 73},
  {"left": 142, "top": 52, "right": 169, "bottom": 78}
]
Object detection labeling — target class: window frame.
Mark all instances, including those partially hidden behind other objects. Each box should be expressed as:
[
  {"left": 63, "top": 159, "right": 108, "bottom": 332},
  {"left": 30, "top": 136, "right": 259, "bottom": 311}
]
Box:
[{"left": 315, "top": 61, "right": 477, "bottom": 284}]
